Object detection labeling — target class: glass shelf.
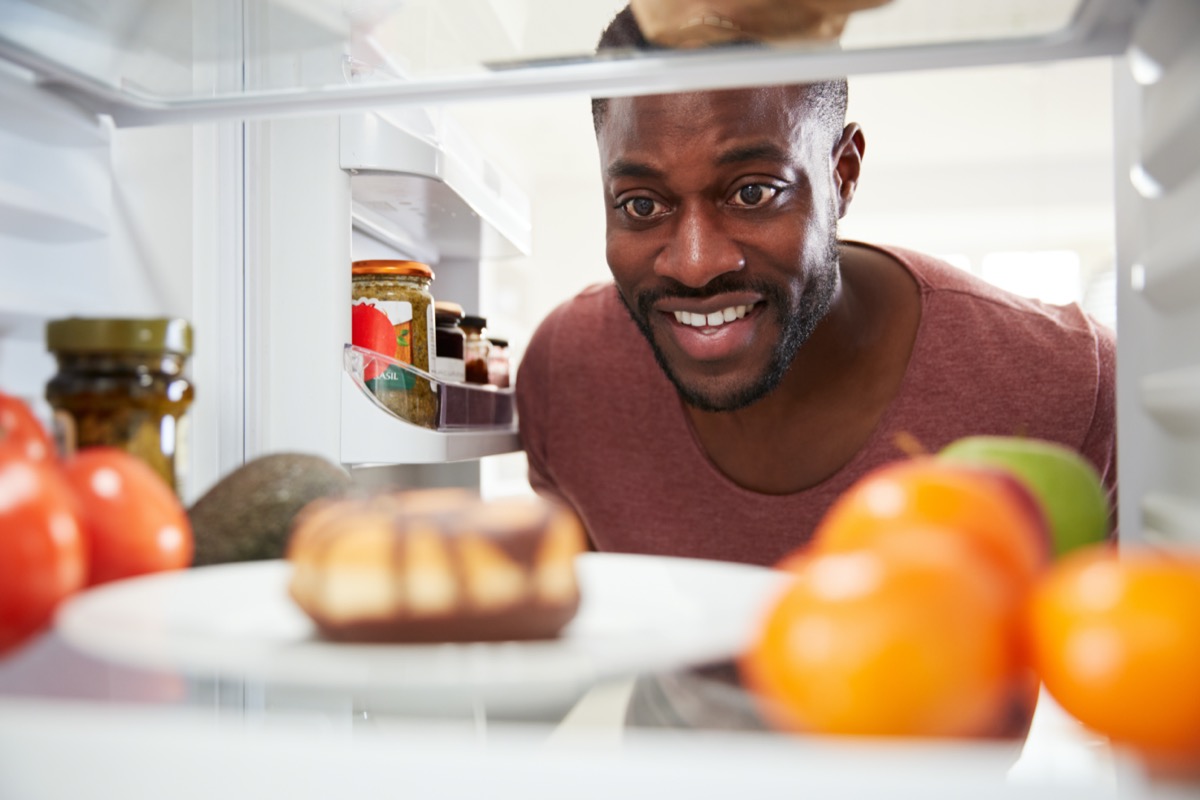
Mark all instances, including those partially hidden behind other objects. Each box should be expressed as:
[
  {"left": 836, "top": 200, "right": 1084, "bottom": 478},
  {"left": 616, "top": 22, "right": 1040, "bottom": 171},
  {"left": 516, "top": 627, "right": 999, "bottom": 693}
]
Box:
[{"left": 0, "top": 0, "right": 1140, "bottom": 127}]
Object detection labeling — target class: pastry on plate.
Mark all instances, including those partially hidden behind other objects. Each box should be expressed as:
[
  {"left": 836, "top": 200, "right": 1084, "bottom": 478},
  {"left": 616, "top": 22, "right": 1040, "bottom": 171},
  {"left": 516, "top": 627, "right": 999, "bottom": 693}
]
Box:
[{"left": 286, "top": 488, "right": 586, "bottom": 643}]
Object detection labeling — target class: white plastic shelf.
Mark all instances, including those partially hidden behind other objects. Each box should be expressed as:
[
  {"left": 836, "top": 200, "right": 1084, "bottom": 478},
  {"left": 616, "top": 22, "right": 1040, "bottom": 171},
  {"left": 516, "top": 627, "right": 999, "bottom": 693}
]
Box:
[
  {"left": 1140, "top": 365, "right": 1200, "bottom": 437},
  {"left": 1141, "top": 491, "right": 1200, "bottom": 548},
  {"left": 341, "top": 111, "right": 531, "bottom": 263}
]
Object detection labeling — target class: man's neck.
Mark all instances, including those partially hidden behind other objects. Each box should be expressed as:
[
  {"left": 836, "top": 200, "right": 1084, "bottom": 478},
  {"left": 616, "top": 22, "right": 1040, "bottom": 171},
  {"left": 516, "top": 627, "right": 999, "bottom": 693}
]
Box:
[{"left": 683, "top": 243, "right": 921, "bottom": 494}]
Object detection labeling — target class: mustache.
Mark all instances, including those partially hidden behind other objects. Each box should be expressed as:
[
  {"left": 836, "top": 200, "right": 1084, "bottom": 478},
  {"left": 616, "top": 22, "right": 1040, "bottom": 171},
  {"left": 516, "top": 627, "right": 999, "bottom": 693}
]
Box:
[{"left": 632, "top": 275, "right": 783, "bottom": 320}]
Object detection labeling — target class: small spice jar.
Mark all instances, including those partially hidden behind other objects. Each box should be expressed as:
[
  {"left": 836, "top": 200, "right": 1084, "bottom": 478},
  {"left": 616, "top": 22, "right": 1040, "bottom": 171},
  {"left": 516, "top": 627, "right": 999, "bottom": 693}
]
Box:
[
  {"left": 486, "top": 336, "right": 511, "bottom": 389},
  {"left": 351, "top": 259, "right": 438, "bottom": 429},
  {"left": 45, "top": 317, "right": 195, "bottom": 497},
  {"left": 433, "top": 301, "right": 467, "bottom": 383},
  {"left": 460, "top": 314, "right": 492, "bottom": 385}
]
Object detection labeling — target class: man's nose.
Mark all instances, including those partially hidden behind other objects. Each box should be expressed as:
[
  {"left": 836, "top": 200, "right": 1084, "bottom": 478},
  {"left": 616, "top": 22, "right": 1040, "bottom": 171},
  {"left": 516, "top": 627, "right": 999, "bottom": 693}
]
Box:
[{"left": 655, "top": 203, "right": 745, "bottom": 288}]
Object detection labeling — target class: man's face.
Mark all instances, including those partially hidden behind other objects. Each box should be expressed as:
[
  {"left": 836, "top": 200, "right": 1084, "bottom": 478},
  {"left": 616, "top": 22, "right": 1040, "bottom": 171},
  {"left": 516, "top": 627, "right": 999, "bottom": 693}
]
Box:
[{"left": 598, "top": 85, "right": 848, "bottom": 412}]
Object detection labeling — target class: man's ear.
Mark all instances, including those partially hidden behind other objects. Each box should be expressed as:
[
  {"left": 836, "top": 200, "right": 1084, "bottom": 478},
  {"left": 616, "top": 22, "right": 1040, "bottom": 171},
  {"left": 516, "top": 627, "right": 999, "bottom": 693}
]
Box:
[{"left": 832, "top": 123, "right": 865, "bottom": 219}]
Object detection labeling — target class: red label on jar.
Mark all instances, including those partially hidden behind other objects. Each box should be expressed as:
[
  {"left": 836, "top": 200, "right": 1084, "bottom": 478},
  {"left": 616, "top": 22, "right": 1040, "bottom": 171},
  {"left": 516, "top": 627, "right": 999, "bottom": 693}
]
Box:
[{"left": 353, "top": 299, "right": 422, "bottom": 390}]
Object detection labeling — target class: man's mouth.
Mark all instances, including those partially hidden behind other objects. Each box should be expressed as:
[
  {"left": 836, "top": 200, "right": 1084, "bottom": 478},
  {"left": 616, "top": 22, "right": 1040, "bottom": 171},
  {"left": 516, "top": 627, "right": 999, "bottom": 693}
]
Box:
[
  {"left": 651, "top": 298, "right": 764, "bottom": 363},
  {"left": 670, "top": 303, "right": 754, "bottom": 329}
]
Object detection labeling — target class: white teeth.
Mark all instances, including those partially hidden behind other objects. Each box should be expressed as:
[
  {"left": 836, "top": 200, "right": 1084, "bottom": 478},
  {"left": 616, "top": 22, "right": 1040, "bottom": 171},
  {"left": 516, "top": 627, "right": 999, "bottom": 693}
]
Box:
[{"left": 672, "top": 304, "right": 752, "bottom": 329}]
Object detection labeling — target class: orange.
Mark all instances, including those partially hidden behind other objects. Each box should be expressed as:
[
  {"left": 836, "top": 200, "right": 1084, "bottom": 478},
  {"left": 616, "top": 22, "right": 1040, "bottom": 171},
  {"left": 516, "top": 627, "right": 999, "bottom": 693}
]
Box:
[
  {"left": 742, "top": 526, "right": 1026, "bottom": 738},
  {"left": 1028, "top": 544, "right": 1200, "bottom": 764},
  {"left": 806, "top": 457, "right": 1051, "bottom": 597}
]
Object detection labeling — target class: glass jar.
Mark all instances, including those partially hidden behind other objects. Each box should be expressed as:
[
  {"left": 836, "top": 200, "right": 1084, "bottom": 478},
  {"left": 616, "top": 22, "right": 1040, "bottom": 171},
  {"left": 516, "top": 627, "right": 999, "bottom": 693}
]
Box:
[
  {"left": 45, "top": 317, "right": 195, "bottom": 497},
  {"left": 460, "top": 314, "right": 492, "bottom": 385},
  {"left": 351, "top": 260, "right": 439, "bottom": 429},
  {"left": 486, "top": 336, "right": 511, "bottom": 389},
  {"left": 433, "top": 300, "right": 466, "bottom": 383}
]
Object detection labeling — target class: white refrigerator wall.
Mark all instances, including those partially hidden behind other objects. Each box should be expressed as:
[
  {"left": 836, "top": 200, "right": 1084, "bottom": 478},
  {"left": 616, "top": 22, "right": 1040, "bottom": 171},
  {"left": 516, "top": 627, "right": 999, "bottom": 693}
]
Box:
[
  {"left": 1113, "top": 0, "right": 1200, "bottom": 548},
  {"left": 0, "top": 69, "right": 197, "bottom": 454}
]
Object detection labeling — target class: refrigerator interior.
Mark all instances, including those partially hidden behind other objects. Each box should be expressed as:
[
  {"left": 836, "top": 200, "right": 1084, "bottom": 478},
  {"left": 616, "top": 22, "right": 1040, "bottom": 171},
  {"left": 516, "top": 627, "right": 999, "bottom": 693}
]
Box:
[
  {"left": 1, "top": 1, "right": 1200, "bottom": 796},
  {"left": 0, "top": 0, "right": 1195, "bottom": 539}
]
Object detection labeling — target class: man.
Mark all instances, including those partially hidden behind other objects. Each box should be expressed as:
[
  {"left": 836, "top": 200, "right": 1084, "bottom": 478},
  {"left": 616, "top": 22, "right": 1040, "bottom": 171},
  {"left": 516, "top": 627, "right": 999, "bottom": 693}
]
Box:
[{"left": 515, "top": 7, "right": 1116, "bottom": 567}]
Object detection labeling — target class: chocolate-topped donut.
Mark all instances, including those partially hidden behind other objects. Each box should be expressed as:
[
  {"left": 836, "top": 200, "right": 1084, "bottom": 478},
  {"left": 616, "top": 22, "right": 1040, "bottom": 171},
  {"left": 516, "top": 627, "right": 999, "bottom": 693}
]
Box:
[{"left": 286, "top": 489, "right": 586, "bottom": 643}]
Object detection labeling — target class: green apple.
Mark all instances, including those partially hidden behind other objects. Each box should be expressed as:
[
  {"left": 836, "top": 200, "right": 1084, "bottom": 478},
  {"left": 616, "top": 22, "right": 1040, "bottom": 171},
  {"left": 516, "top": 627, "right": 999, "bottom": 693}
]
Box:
[{"left": 939, "top": 435, "right": 1110, "bottom": 558}]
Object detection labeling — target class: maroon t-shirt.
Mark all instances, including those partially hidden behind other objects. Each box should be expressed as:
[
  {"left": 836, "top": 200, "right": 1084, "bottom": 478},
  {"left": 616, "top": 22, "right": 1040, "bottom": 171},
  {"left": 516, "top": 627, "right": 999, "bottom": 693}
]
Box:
[{"left": 516, "top": 244, "right": 1117, "bottom": 567}]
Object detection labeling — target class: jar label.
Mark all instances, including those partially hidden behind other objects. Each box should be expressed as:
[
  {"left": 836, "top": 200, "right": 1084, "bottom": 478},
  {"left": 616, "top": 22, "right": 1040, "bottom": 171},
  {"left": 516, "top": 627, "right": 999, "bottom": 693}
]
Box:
[
  {"left": 354, "top": 298, "right": 418, "bottom": 390},
  {"left": 425, "top": 302, "right": 436, "bottom": 377},
  {"left": 435, "top": 355, "right": 466, "bottom": 383}
]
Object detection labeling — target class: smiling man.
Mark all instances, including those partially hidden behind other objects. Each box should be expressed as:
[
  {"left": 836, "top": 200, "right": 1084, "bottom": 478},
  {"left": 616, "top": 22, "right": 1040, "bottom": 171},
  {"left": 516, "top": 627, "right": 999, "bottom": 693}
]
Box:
[{"left": 515, "top": 6, "right": 1116, "bottom": 566}]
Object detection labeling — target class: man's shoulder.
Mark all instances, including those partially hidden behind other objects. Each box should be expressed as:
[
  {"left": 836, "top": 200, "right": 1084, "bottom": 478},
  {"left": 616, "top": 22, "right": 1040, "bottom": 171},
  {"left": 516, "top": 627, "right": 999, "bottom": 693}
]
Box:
[
  {"left": 864, "top": 244, "right": 1116, "bottom": 485},
  {"left": 870, "top": 242, "right": 1113, "bottom": 349},
  {"left": 542, "top": 281, "right": 625, "bottom": 328},
  {"left": 525, "top": 282, "right": 633, "bottom": 356},
  {"left": 518, "top": 281, "right": 641, "bottom": 389}
]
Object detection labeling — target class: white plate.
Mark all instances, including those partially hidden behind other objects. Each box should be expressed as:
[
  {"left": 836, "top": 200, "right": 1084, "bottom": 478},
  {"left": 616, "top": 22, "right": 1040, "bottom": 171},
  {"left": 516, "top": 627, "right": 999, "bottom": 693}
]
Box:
[{"left": 55, "top": 552, "right": 789, "bottom": 715}]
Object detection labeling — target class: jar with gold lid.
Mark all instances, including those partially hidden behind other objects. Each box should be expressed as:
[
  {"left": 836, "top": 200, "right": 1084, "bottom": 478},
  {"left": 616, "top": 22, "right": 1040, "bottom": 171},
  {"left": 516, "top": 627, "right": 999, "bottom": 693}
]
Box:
[
  {"left": 350, "top": 259, "right": 438, "bottom": 429},
  {"left": 45, "top": 317, "right": 195, "bottom": 497}
]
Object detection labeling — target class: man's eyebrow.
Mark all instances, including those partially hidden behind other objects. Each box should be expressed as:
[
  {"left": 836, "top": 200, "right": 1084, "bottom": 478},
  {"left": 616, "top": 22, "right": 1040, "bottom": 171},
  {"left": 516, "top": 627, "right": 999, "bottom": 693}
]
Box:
[
  {"left": 606, "top": 159, "right": 661, "bottom": 179},
  {"left": 605, "top": 143, "right": 789, "bottom": 179},
  {"left": 716, "top": 143, "right": 790, "bottom": 165}
]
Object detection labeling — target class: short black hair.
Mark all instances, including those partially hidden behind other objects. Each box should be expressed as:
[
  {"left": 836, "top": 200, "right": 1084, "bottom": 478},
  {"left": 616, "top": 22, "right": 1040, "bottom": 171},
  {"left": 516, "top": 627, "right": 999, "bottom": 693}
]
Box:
[{"left": 590, "top": 5, "right": 849, "bottom": 144}]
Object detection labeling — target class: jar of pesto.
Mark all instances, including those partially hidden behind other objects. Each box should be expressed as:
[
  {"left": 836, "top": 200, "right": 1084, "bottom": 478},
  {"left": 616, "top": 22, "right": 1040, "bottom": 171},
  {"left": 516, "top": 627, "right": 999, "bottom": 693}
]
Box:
[
  {"left": 350, "top": 259, "right": 438, "bottom": 429},
  {"left": 45, "top": 317, "right": 195, "bottom": 497}
]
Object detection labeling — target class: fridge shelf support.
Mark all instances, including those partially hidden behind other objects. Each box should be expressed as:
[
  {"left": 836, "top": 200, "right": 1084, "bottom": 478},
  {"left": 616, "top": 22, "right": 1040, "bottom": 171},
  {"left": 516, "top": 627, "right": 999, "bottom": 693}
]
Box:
[
  {"left": 1139, "top": 366, "right": 1200, "bottom": 437},
  {"left": 1142, "top": 491, "right": 1200, "bottom": 548}
]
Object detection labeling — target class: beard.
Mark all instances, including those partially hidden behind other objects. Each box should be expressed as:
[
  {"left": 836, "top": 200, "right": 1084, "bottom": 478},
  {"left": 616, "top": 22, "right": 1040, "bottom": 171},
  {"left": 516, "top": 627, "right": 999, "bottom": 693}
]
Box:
[{"left": 620, "top": 233, "right": 841, "bottom": 413}]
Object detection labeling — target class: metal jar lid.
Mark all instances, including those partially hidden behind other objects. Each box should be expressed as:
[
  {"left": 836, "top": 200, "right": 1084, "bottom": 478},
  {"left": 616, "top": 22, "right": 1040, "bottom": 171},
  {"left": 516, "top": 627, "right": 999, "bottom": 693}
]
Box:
[
  {"left": 46, "top": 317, "right": 194, "bottom": 356},
  {"left": 351, "top": 260, "right": 435, "bottom": 280},
  {"left": 434, "top": 300, "right": 465, "bottom": 324}
]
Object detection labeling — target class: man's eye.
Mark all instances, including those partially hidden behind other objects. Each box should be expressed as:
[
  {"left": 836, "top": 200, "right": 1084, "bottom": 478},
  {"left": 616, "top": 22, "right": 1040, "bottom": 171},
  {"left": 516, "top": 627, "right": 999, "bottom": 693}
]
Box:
[
  {"left": 622, "top": 197, "right": 663, "bottom": 218},
  {"left": 731, "top": 184, "right": 779, "bottom": 207}
]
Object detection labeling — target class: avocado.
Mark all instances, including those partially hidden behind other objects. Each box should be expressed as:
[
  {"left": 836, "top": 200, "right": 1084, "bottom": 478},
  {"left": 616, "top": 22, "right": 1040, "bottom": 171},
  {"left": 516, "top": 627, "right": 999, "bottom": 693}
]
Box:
[{"left": 189, "top": 452, "right": 351, "bottom": 566}]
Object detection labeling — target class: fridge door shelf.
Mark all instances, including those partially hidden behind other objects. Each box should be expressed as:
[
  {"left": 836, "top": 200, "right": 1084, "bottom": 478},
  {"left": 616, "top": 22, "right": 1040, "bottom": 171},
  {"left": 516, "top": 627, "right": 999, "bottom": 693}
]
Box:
[
  {"left": 342, "top": 111, "right": 531, "bottom": 263},
  {"left": 341, "top": 343, "right": 518, "bottom": 465}
]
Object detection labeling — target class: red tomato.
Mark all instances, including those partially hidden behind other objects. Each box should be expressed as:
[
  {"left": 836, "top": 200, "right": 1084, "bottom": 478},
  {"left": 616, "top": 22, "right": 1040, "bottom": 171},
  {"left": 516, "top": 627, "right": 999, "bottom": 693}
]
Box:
[
  {"left": 62, "top": 447, "right": 193, "bottom": 586},
  {"left": 352, "top": 303, "right": 397, "bottom": 380},
  {"left": 0, "top": 390, "right": 55, "bottom": 463},
  {"left": 0, "top": 456, "right": 87, "bottom": 654}
]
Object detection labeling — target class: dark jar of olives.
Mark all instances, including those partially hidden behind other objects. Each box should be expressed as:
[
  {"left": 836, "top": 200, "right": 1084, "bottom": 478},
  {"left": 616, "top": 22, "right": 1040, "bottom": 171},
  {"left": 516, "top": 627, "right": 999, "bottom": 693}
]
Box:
[{"left": 45, "top": 317, "right": 195, "bottom": 497}]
